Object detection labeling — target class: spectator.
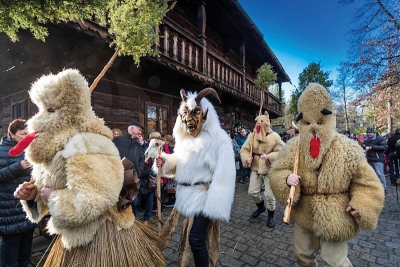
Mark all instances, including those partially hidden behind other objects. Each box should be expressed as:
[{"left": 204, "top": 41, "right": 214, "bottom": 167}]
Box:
[
  {"left": 112, "top": 128, "right": 123, "bottom": 137},
  {"left": 228, "top": 131, "right": 241, "bottom": 181},
  {"left": 344, "top": 130, "right": 351, "bottom": 138},
  {"left": 0, "top": 125, "right": 5, "bottom": 138},
  {"left": 236, "top": 128, "right": 249, "bottom": 183},
  {"left": 0, "top": 119, "right": 37, "bottom": 267},
  {"left": 281, "top": 131, "right": 290, "bottom": 143},
  {"left": 356, "top": 134, "right": 365, "bottom": 147},
  {"left": 385, "top": 128, "right": 400, "bottom": 186},
  {"left": 364, "top": 127, "right": 388, "bottom": 192},
  {"left": 133, "top": 133, "right": 156, "bottom": 226},
  {"left": 112, "top": 121, "right": 145, "bottom": 205}
]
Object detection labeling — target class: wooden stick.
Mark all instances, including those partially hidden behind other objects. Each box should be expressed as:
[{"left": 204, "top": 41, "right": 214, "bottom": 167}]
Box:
[
  {"left": 283, "top": 137, "right": 300, "bottom": 224},
  {"left": 157, "top": 148, "right": 163, "bottom": 235},
  {"left": 258, "top": 90, "right": 264, "bottom": 116},
  {"left": 248, "top": 131, "right": 255, "bottom": 164},
  {"left": 249, "top": 90, "right": 264, "bottom": 164},
  {"left": 89, "top": 47, "right": 120, "bottom": 93}
]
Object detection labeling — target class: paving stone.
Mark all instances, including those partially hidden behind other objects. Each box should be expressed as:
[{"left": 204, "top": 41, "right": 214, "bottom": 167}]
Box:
[{"left": 28, "top": 176, "right": 400, "bottom": 266}]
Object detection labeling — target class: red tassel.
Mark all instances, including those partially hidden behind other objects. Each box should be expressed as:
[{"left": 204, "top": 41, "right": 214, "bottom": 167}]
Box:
[
  {"left": 9, "top": 131, "right": 39, "bottom": 157},
  {"left": 256, "top": 124, "right": 261, "bottom": 134},
  {"left": 309, "top": 137, "right": 320, "bottom": 159}
]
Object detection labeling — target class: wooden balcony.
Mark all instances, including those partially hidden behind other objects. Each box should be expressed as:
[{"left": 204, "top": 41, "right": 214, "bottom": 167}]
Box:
[{"left": 155, "top": 18, "right": 282, "bottom": 116}]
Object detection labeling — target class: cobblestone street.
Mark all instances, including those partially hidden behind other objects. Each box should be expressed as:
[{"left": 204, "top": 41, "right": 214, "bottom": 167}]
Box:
[{"left": 26, "top": 177, "right": 400, "bottom": 266}]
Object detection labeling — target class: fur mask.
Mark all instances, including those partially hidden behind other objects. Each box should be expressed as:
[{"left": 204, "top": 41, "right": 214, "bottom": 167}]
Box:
[
  {"left": 254, "top": 111, "right": 272, "bottom": 143},
  {"left": 177, "top": 88, "right": 220, "bottom": 138},
  {"left": 296, "top": 83, "right": 336, "bottom": 169},
  {"left": 24, "top": 69, "right": 112, "bottom": 164}
]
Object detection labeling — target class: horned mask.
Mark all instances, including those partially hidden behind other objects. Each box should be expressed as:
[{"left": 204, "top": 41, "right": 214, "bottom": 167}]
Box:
[
  {"left": 179, "top": 88, "right": 220, "bottom": 137},
  {"left": 295, "top": 83, "right": 336, "bottom": 169},
  {"left": 254, "top": 111, "right": 272, "bottom": 143}
]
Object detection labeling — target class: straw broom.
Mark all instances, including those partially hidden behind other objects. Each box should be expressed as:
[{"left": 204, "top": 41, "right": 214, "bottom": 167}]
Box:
[{"left": 44, "top": 219, "right": 164, "bottom": 267}]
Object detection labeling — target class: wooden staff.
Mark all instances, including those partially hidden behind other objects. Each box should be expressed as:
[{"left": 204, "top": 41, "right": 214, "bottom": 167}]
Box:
[
  {"left": 249, "top": 90, "right": 264, "bottom": 163},
  {"left": 157, "top": 147, "right": 163, "bottom": 235},
  {"left": 283, "top": 137, "right": 300, "bottom": 224},
  {"left": 248, "top": 130, "right": 255, "bottom": 165}
]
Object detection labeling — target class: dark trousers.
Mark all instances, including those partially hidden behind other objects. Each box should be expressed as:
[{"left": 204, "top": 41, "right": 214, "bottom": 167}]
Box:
[
  {"left": 132, "top": 190, "right": 154, "bottom": 221},
  {"left": 389, "top": 155, "right": 399, "bottom": 184},
  {"left": 239, "top": 161, "right": 249, "bottom": 181},
  {"left": 189, "top": 214, "right": 210, "bottom": 267},
  {"left": 1, "top": 229, "right": 34, "bottom": 267}
]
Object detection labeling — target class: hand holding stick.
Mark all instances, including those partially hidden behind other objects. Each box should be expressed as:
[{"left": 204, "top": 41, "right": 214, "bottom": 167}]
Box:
[{"left": 283, "top": 138, "right": 300, "bottom": 224}]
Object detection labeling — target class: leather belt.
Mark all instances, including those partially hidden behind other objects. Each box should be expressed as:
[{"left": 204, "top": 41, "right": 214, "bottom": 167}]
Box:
[{"left": 178, "top": 182, "right": 210, "bottom": 186}]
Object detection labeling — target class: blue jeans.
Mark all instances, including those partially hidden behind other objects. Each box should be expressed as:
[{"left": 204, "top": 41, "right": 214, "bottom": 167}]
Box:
[
  {"left": 132, "top": 190, "right": 154, "bottom": 221},
  {"left": 1, "top": 229, "right": 34, "bottom": 267},
  {"left": 369, "top": 161, "right": 386, "bottom": 190},
  {"left": 189, "top": 214, "right": 210, "bottom": 267}
]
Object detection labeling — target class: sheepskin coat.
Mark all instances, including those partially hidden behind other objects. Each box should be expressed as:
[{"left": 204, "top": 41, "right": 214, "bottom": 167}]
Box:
[
  {"left": 270, "top": 135, "right": 384, "bottom": 241},
  {"left": 159, "top": 92, "right": 236, "bottom": 223},
  {"left": 240, "top": 131, "right": 284, "bottom": 174},
  {"left": 269, "top": 83, "right": 384, "bottom": 242},
  {"left": 20, "top": 69, "right": 132, "bottom": 249}
]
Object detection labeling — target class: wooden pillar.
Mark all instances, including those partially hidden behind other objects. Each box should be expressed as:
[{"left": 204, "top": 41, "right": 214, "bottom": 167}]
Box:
[
  {"left": 197, "top": 0, "right": 206, "bottom": 39},
  {"left": 240, "top": 41, "right": 246, "bottom": 92},
  {"left": 197, "top": 0, "right": 207, "bottom": 73}
]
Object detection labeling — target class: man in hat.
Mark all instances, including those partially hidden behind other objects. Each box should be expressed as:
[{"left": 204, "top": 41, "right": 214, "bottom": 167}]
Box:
[
  {"left": 113, "top": 121, "right": 145, "bottom": 187},
  {"left": 363, "top": 127, "right": 388, "bottom": 191}
]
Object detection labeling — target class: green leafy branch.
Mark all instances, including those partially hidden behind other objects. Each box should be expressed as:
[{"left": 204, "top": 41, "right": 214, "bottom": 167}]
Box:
[{"left": 0, "top": 0, "right": 174, "bottom": 64}]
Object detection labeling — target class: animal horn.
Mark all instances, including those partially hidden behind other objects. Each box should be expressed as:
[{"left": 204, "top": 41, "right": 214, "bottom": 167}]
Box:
[
  {"left": 321, "top": 109, "right": 332, "bottom": 115},
  {"left": 195, "top": 87, "right": 221, "bottom": 105},
  {"left": 295, "top": 112, "right": 303, "bottom": 122},
  {"left": 180, "top": 89, "right": 187, "bottom": 102},
  {"left": 291, "top": 121, "right": 298, "bottom": 130}
]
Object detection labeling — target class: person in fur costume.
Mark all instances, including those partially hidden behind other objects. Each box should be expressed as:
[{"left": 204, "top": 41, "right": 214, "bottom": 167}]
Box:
[
  {"left": 155, "top": 88, "right": 236, "bottom": 267},
  {"left": 13, "top": 69, "right": 165, "bottom": 267},
  {"left": 239, "top": 111, "right": 284, "bottom": 227},
  {"left": 269, "top": 83, "right": 384, "bottom": 267}
]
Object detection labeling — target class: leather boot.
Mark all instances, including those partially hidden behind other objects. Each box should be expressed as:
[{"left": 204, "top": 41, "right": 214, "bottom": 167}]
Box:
[
  {"left": 267, "top": 210, "right": 275, "bottom": 228},
  {"left": 252, "top": 201, "right": 266, "bottom": 218}
]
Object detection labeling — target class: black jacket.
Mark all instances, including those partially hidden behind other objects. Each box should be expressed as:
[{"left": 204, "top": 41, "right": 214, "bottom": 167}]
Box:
[
  {"left": 0, "top": 136, "right": 37, "bottom": 236},
  {"left": 113, "top": 133, "right": 144, "bottom": 178},
  {"left": 364, "top": 134, "right": 387, "bottom": 162},
  {"left": 386, "top": 133, "right": 400, "bottom": 155}
]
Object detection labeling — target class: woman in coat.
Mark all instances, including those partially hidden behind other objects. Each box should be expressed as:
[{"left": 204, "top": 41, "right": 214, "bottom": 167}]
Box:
[{"left": 0, "top": 119, "right": 37, "bottom": 267}]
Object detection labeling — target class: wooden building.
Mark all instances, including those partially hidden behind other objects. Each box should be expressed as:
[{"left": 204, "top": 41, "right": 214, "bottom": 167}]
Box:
[{"left": 0, "top": 0, "right": 290, "bottom": 138}]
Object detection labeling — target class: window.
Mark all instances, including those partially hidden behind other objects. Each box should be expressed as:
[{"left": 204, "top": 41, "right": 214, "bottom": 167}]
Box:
[
  {"left": 146, "top": 103, "right": 169, "bottom": 137},
  {"left": 12, "top": 99, "right": 28, "bottom": 119}
]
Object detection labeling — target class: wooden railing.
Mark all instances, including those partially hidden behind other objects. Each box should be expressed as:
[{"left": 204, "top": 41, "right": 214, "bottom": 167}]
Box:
[{"left": 158, "top": 18, "right": 282, "bottom": 115}]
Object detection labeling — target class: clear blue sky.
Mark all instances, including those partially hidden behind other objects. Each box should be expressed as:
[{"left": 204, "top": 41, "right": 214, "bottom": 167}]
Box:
[{"left": 239, "top": 0, "right": 360, "bottom": 100}]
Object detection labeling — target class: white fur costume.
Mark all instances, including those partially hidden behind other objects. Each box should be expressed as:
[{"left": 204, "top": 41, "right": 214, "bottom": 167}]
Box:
[{"left": 159, "top": 92, "right": 236, "bottom": 222}]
